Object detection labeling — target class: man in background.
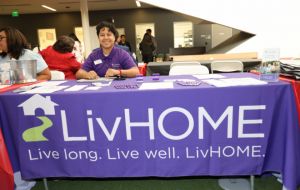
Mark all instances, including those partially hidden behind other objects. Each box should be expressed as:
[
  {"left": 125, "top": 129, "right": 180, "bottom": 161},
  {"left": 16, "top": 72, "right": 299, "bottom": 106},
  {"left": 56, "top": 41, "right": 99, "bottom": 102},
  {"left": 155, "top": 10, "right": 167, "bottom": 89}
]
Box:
[{"left": 118, "top": 34, "right": 132, "bottom": 52}]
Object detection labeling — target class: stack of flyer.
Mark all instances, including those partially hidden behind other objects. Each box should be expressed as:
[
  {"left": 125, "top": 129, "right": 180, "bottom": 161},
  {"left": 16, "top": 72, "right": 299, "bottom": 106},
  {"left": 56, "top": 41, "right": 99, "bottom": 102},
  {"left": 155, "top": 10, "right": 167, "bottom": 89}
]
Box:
[{"left": 280, "top": 59, "right": 300, "bottom": 79}]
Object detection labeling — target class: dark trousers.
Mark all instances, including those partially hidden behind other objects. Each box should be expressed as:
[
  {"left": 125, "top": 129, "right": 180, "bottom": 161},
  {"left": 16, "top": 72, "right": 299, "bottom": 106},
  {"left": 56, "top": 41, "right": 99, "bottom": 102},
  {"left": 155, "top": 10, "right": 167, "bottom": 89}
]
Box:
[{"left": 142, "top": 54, "right": 153, "bottom": 63}]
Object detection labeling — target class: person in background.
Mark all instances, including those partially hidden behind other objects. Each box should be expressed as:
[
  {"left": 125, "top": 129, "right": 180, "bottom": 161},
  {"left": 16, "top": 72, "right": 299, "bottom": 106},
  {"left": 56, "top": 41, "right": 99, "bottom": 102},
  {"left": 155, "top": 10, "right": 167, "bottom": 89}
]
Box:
[
  {"left": 68, "top": 33, "right": 84, "bottom": 64},
  {"left": 139, "top": 33, "right": 155, "bottom": 63},
  {"left": 146, "top": 28, "right": 157, "bottom": 57},
  {"left": 116, "top": 34, "right": 131, "bottom": 53},
  {"left": 76, "top": 21, "right": 139, "bottom": 79},
  {"left": 118, "top": 34, "right": 132, "bottom": 52},
  {"left": 116, "top": 34, "right": 138, "bottom": 65},
  {"left": 0, "top": 27, "right": 51, "bottom": 80},
  {"left": 39, "top": 35, "right": 81, "bottom": 80}
]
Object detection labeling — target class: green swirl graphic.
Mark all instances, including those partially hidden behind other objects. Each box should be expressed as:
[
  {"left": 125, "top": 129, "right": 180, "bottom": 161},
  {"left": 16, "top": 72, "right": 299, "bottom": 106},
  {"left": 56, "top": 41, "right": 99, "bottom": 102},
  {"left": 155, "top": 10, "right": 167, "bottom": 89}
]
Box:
[{"left": 22, "top": 116, "right": 53, "bottom": 142}]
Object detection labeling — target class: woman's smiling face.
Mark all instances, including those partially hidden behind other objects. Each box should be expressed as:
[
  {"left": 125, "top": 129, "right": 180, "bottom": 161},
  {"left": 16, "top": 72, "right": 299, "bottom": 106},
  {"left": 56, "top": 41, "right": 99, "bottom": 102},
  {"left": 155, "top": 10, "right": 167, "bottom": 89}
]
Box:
[{"left": 98, "top": 27, "right": 115, "bottom": 50}]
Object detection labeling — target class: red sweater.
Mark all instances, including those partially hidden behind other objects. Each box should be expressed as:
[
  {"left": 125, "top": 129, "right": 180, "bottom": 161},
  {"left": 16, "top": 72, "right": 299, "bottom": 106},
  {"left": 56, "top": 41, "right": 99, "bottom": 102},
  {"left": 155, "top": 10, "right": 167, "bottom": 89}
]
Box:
[{"left": 40, "top": 46, "right": 81, "bottom": 79}]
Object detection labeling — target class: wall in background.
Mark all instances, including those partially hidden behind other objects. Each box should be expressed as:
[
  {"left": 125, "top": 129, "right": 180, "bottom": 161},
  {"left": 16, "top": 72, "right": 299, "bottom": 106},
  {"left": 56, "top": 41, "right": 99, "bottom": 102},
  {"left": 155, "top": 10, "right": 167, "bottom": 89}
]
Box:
[
  {"left": 0, "top": 8, "right": 210, "bottom": 58},
  {"left": 141, "top": 0, "right": 300, "bottom": 58},
  {"left": 1, "top": 12, "right": 82, "bottom": 48}
]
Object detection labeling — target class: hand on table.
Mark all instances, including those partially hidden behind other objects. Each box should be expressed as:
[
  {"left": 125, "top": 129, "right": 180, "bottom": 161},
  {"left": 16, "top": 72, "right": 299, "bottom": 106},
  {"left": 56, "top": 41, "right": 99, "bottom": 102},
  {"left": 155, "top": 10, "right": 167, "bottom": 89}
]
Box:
[
  {"left": 86, "top": 71, "right": 99, "bottom": 80},
  {"left": 105, "top": 68, "right": 119, "bottom": 78}
]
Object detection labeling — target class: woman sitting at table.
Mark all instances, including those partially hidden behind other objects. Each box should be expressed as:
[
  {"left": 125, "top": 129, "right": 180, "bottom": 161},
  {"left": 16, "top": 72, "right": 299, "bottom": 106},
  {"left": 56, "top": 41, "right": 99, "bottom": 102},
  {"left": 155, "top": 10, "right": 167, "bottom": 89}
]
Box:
[
  {"left": 76, "top": 21, "right": 139, "bottom": 79},
  {"left": 0, "top": 27, "right": 51, "bottom": 80},
  {"left": 40, "top": 35, "right": 81, "bottom": 80}
]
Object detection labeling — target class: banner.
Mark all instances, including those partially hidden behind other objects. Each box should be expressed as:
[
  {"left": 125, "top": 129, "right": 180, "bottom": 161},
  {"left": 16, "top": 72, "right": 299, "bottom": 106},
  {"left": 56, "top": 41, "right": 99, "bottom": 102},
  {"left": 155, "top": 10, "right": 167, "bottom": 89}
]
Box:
[{"left": 0, "top": 128, "right": 14, "bottom": 190}]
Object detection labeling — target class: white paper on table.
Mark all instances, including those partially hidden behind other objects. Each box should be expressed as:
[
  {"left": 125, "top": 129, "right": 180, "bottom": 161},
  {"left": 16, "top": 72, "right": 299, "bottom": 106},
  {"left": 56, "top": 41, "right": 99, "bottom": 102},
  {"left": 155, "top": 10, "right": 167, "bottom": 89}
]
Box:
[
  {"left": 164, "top": 79, "right": 193, "bottom": 82},
  {"left": 92, "top": 81, "right": 112, "bottom": 87},
  {"left": 223, "top": 77, "right": 268, "bottom": 86},
  {"left": 280, "top": 59, "right": 300, "bottom": 67},
  {"left": 193, "top": 74, "right": 225, "bottom": 79},
  {"left": 64, "top": 85, "right": 88, "bottom": 91},
  {"left": 21, "top": 85, "right": 69, "bottom": 94},
  {"left": 84, "top": 86, "right": 102, "bottom": 90},
  {"left": 139, "top": 82, "right": 174, "bottom": 90},
  {"left": 203, "top": 77, "right": 267, "bottom": 87},
  {"left": 77, "top": 78, "right": 114, "bottom": 83},
  {"left": 202, "top": 79, "right": 230, "bottom": 87},
  {"left": 27, "top": 81, "right": 67, "bottom": 88}
]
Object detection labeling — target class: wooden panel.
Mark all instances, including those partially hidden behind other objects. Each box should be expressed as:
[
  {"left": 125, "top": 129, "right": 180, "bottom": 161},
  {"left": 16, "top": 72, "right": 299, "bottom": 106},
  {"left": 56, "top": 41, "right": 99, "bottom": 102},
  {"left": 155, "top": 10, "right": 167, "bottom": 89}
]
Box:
[
  {"left": 171, "top": 52, "right": 258, "bottom": 61},
  {"left": 169, "top": 47, "right": 206, "bottom": 55}
]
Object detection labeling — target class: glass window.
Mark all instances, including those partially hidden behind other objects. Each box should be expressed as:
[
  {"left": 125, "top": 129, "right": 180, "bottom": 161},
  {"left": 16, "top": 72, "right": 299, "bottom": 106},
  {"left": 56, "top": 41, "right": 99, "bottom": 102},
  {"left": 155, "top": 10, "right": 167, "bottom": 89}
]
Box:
[{"left": 173, "top": 22, "right": 193, "bottom": 48}]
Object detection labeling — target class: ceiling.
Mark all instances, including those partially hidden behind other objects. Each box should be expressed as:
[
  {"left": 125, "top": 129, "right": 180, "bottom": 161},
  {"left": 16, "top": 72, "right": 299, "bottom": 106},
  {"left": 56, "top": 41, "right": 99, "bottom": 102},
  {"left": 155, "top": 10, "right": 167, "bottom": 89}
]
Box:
[{"left": 0, "top": 0, "right": 153, "bottom": 15}]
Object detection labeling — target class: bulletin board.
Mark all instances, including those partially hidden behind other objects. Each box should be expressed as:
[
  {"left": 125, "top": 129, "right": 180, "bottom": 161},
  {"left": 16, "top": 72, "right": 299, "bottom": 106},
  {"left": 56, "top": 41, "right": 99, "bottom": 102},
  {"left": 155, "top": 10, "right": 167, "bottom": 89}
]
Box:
[{"left": 37, "top": 28, "right": 57, "bottom": 50}]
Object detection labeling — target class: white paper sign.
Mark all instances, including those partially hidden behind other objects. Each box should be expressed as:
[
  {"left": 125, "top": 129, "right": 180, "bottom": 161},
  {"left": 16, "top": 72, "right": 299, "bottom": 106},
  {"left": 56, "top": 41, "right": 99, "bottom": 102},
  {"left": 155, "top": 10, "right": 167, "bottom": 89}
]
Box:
[{"left": 262, "top": 48, "right": 280, "bottom": 62}]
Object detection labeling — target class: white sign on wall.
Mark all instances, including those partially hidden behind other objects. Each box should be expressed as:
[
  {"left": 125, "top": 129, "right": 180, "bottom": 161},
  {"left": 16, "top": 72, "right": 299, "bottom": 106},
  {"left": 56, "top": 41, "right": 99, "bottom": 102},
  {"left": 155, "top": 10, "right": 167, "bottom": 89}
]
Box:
[{"left": 37, "top": 28, "right": 57, "bottom": 50}]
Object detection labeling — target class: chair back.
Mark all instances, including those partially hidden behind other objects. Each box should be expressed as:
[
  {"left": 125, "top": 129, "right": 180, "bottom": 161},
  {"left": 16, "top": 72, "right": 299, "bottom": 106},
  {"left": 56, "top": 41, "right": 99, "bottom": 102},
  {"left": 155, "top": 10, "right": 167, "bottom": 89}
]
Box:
[
  {"left": 169, "top": 62, "right": 209, "bottom": 75},
  {"left": 210, "top": 60, "right": 243, "bottom": 73},
  {"left": 50, "top": 70, "right": 65, "bottom": 80}
]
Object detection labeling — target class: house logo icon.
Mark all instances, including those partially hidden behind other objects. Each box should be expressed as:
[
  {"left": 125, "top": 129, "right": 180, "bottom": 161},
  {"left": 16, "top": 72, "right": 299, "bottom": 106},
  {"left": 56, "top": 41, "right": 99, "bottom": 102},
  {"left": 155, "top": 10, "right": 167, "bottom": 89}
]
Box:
[{"left": 18, "top": 94, "right": 59, "bottom": 142}]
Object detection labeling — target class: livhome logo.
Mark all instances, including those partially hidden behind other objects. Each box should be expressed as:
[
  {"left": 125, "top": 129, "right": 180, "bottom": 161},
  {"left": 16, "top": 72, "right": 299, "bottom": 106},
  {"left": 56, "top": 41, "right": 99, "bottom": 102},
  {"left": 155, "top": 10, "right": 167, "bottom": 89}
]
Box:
[
  {"left": 18, "top": 94, "right": 267, "bottom": 144},
  {"left": 18, "top": 95, "right": 267, "bottom": 163},
  {"left": 18, "top": 94, "right": 58, "bottom": 142}
]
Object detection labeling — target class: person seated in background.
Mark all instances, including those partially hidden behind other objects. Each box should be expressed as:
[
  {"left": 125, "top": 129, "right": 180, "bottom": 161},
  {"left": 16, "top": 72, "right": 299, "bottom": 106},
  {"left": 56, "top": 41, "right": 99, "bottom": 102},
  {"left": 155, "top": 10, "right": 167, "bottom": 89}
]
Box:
[
  {"left": 0, "top": 27, "right": 51, "bottom": 80},
  {"left": 76, "top": 21, "right": 139, "bottom": 79},
  {"left": 115, "top": 34, "right": 138, "bottom": 65},
  {"left": 68, "top": 33, "right": 84, "bottom": 64},
  {"left": 116, "top": 34, "right": 131, "bottom": 53},
  {"left": 118, "top": 34, "right": 132, "bottom": 52},
  {"left": 40, "top": 35, "right": 81, "bottom": 80}
]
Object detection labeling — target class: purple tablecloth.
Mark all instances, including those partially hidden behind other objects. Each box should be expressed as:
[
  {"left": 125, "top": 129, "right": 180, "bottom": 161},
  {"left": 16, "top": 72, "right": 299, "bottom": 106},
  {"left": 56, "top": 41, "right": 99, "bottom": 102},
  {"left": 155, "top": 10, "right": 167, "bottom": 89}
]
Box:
[{"left": 1, "top": 73, "right": 300, "bottom": 190}]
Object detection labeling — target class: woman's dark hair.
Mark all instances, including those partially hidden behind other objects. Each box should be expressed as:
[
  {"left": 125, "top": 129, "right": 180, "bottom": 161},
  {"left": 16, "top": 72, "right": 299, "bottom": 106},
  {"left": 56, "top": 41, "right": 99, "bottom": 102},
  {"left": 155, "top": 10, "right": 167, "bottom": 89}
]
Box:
[
  {"left": 0, "top": 27, "right": 29, "bottom": 59},
  {"left": 52, "top": 35, "right": 75, "bottom": 53},
  {"left": 68, "top": 33, "right": 80, "bottom": 42},
  {"left": 96, "top": 21, "right": 118, "bottom": 39}
]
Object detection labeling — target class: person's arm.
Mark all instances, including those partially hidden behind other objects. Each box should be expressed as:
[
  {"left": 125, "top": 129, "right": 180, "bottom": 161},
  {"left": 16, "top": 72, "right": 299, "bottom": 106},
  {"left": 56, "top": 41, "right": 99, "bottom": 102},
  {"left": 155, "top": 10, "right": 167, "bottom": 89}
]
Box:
[
  {"left": 76, "top": 51, "right": 100, "bottom": 79},
  {"left": 151, "top": 44, "right": 155, "bottom": 52},
  {"left": 28, "top": 49, "right": 50, "bottom": 80},
  {"left": 69, "top": 57, "right": 82, "bottom": 72},
  {"left": 120, "top": 67, "right": 140, "bottom": 78},
  {"left": 104, "top": 48, "right": 139, "bottom": 78},
  {"left": 105, "top": 67, "right": 139, "bottom": 78},
  {"left": 127, "top": 42, "right": 132, "bottom": 52},
  {"left": 37, "top": 68, "right": 51, "bottom": 80},
  {"left": 76, "top": 69, "right": 99, "bottom": 79},
  {"left": 152, "top": 36, "right": 157, "bottom": 49}
]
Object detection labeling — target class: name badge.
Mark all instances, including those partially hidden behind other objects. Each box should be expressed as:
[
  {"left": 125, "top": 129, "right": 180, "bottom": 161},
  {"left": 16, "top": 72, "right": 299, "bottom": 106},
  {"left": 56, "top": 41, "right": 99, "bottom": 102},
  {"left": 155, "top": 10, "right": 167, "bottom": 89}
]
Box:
[{"left": 94, "top": 59, "right": 102, "bottom": 65}]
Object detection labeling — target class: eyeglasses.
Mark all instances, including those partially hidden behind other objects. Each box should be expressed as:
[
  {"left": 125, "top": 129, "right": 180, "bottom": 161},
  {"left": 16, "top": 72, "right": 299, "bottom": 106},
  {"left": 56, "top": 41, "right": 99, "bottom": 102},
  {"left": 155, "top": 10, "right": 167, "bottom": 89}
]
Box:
[{"left": 0, "top": 36, "right": 7, "bottom": 41}]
